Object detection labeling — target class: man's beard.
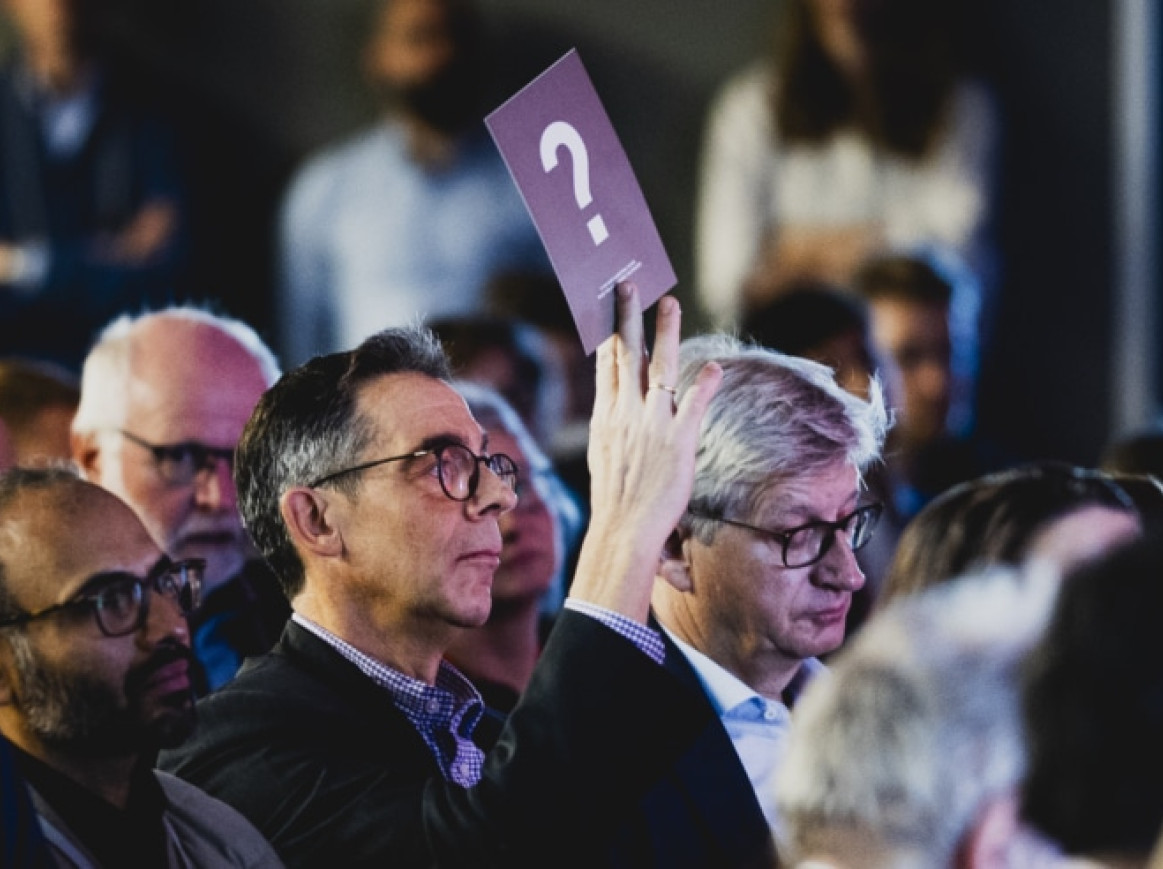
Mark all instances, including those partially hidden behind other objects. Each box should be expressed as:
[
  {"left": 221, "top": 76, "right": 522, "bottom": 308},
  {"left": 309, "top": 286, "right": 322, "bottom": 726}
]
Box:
[{"left": 9, "top": 634, "right": 196, "bottom": 756}]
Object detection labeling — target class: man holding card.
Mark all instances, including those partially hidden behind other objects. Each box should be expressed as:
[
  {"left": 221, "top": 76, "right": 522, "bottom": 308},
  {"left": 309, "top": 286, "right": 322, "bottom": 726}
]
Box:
[{"left": 159, "top": 286, "right": 728, "bottom": 867}]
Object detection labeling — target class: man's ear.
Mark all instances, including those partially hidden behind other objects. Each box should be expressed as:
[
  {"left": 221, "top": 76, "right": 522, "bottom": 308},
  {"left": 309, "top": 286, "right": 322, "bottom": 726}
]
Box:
[
  {"left": 281, "top": 487, "right": 343, "bottom": 558},
  {"left": 657, "top": 530, "right": 694, "bottom": 593},
  {"left": 71, "top": 429, "right": 101, "bottom": 480}
]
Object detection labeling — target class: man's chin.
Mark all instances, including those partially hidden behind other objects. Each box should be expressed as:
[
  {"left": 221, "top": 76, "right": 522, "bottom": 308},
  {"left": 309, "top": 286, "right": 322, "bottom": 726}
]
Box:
[{"left": 143, "top": 690, "right": 197, "bottom": 749}]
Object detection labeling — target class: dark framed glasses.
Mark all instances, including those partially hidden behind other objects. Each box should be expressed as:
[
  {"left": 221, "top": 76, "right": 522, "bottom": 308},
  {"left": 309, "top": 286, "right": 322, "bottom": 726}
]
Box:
[
  {"left": 308, "top": 442, "right": 518, "bottom": 502},
  {"left": 0, "top": 558, "right": 205, "bottom": 637},
  {"left": 118, "top": 430, "right": 234, "bottom": 487},
  {"left": 688, "top": 503, "right": 883, "bottom": 569}
]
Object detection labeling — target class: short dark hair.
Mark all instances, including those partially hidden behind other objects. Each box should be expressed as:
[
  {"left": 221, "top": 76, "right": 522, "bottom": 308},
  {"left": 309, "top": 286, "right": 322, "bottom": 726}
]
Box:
[
  {"left": 0, "top": 359, "right": 79, "bottom": 432},
  {"left": 854, "top": 253, "right": 954, "bottom": 308},
  {"left": 235, "top": 327, "right": 451, "bottom": 600},
  {"left": 1022, "top": 534, "right": 1163, "bottom": 856},
  {"left": 428, "top": 315, "right": 551, "bottom": 436},
  {"left": 0, "top": 467, "right": 83, "bottom": 622},
  {"left": 741, "top": 283, "right": 870, "bottom": 359},
  {"left": 881, "top": 462, "right": 1135, "bottom": 605}
]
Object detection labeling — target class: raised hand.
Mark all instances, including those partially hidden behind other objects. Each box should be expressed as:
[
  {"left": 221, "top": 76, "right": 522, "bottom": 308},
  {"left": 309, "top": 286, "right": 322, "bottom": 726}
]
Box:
[{"left": 570, "top": 283, "right": 722, "bottom": 623}]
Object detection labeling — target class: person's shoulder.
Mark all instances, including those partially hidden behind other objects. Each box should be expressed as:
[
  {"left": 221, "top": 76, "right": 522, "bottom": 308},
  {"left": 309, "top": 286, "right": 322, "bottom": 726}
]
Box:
[
  {"left": 713, "top": 61, "right": 776, "bottom": 115},
  {"left": 705, "top": 61, "right": 777, "bottom": 148},
  {"left": 284, "top": 121, "right": 401, "bottom": 207},
  {"left": 156, "top": 771, "right": 285, "bottom": 867},
  {"left": 200, "top": 637, "right": 306, "bottom": 698},
  {"left": 299, "top": 122, "right": 401, "bottom": 177}
]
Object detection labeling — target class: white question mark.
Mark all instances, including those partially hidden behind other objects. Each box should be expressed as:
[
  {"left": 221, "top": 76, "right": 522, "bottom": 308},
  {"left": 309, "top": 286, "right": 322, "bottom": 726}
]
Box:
[{"left": 539, "top": 120, "right": 608, "bottom": 246}]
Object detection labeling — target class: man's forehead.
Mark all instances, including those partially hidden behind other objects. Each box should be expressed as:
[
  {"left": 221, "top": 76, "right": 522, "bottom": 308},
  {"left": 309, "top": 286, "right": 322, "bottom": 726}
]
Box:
[
  {"left": 357, "top": 373, "right": 484, "bottom": 448},
  {"left": 3, "top": 484, "right": 160, "bottom": 604},
  {"left": 123, "top": 324, "right": 267, "bottom": 442},
  {"left": 755, "top": 463, "right": 860, "bottom": 516}
]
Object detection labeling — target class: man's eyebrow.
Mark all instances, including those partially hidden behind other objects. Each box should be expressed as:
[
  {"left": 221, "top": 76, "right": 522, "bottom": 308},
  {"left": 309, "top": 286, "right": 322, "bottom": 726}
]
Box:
[
  {"left": 414, "top": 433, "right": 464, "bottom": 452},
  {"left": 70, "top": 569, "right": 138, "bottom": 599},
  {"left": 414, "top": 431, "right": 487, "bottom": 453},
  {"left": 767, "top": 490, "right": 861, "bottom": 526},
  {"left": 158, "top": 441, "right": 233, "bottom": 456}
]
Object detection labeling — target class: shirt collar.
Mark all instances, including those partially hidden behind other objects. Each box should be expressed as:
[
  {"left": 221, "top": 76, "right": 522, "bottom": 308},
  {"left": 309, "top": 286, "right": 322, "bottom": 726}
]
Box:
[
  {"left": 290, "top": 613, "right": 483, "bottom": 712},
  {"left": 661, "top": 623, "right": 825, "bottom": 714}
]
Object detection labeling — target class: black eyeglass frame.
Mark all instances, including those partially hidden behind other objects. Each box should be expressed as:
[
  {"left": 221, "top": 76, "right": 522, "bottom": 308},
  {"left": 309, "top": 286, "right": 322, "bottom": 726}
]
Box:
[
  {"left": 307, "top": 443, "right": 518, "bottom": 503},
  {"left": 118, "top": 429, "right": 235, "bottom": 486},
  {"left": 0, "top": 558, "right": 205, "bottom": 637},
  {"left": 687, "top": 502, "right": 884, "bottom": 569}
]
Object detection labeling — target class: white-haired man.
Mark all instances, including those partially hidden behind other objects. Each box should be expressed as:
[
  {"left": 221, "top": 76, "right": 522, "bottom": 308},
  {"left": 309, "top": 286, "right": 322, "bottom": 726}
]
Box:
[
  {"left": 71, "top": 307, "right": 289, "bottom": 692},
  {"left": 639, "top": 334, "right": 888, "bottom": 865},
  {"left": 776, "top": 568, "right": 1061, "bottom": 868}
]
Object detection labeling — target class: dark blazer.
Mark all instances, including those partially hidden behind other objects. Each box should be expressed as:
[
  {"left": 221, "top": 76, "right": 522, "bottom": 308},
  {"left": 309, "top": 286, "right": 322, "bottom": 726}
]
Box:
[
  {"left": 159, "top": 611, "right": 717, "bottom": 868},
  {"left": 601, "top": 623, "right": 777, "bottom": 868}
]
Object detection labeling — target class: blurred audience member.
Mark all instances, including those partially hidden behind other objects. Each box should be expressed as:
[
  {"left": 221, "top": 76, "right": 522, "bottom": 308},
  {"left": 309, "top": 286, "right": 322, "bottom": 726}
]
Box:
[
  {"left": 740, "top": 284, "right": 898, "bottom": 638},
  {"left": 776, "top": 567, "right": 1059, "bottom": 868},
  {"left": 278, "top": 0, "right": 549, "bottom": 365},
  {"left": 429, "top": 315, "right": 566, "bottom": 451},
  {"left": 880, "top": 462, "right": 1141, "bottom": 608},
  {"left": 855, "top": 250, "right": 995, "bottom": 518},
  {"left": 0, "top": 468, "right": 282, "bottom": 867},
  {"left": 1023, "top": 535, "right": 1163, "bottom": 867},
  {"left": 741, "top": 282, "right": 881, "bottom": 401},
  {"left": 1102, "top": 426, "right": 1163, "bottom": 476},
  {"left": 1105, "top": 473, "right": 1163, "bottom": 535},
  {"left": 0, "top": 0, "right": 187, "bottom": 370},
  {"left": 485, "top": 270, "right": 596, "bottom": 488},
  {"left": 1102, "top": 428, "right": 1163, "bottom": 532},
  {"left": 445, "top": 384, "right": 581, "bottom": 712},
  {"left": 0, "top": 357, "right": 77, "bottom": 467},
  {"left": 696, "top": 0, "right": 997, "bottom": 329},
  {"left": 70, "top": 308, "right": 288, "bottom": 693},
  {"left": 648, "top": 333, "right": 886, "bottom": 859}
]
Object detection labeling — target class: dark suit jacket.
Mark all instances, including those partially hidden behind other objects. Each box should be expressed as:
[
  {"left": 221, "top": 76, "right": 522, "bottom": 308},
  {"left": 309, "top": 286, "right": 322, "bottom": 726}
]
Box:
[
  {"left": 159, "top": 611, "right": 718, "bottom": 868},
  {"left": 600, "top": 623, "right": 777, "bottom": 868}
]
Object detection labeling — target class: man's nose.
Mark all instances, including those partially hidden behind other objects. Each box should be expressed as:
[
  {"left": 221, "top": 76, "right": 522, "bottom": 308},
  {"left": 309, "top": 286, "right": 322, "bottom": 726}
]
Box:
[
  {"left": 469, "top": 463, "right": 519, "bottom": 517},
  {"left": 815, "top": 531, "right": 866, "bottom": 593},
  {"left": 139, "top": 585, "right": 191, "bottom": 648}
]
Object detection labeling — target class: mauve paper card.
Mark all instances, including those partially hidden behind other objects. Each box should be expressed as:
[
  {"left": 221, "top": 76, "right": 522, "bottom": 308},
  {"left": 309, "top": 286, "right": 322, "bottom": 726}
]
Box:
[{"left": 485, "top": 49, "right": 676, "bottom": 354}]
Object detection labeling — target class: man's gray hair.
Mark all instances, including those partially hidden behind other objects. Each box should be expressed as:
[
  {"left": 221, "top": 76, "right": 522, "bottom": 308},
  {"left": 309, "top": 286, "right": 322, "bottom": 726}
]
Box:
[
  {"left": 676, "top": 334, "right": 888, "bottom": 542},
  {"left": 775, "top": 566, "right": 1058, "bottom": 866},
  {"left": 72, "top": 306, "right": 281, "bottom": 434}
]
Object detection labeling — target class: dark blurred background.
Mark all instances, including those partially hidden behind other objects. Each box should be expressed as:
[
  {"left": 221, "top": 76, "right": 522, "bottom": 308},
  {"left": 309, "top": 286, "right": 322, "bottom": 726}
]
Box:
[{"left": 4, "top": 0, "right": 1155, "bottom": 468}]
